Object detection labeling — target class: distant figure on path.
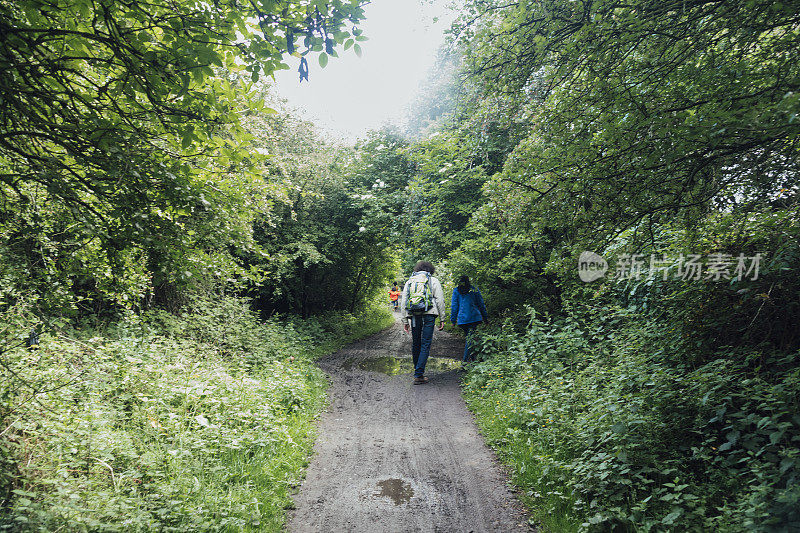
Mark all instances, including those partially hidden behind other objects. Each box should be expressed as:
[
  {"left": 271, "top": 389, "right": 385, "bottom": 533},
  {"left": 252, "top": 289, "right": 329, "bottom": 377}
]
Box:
[
  {"left": 450, "top": 275, "right": 488, "bottom": 362},
  {"left": 389, "top": 282, "right": 401, "bottom": 311},
  {"left": 400, "top": 261, "right": 445, "bottom": 384}
]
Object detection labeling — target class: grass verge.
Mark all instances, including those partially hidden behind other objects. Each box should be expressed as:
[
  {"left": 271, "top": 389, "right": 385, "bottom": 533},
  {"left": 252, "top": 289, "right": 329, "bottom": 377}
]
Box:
[{"left": 1, "top": 296, "right": 393, "bottom": 531}]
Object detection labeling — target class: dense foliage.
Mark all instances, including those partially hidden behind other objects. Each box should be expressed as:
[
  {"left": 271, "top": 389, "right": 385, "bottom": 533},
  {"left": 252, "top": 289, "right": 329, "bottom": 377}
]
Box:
[
  {"left": 1, "top": 294, "right": 392, "bottom": 530},
  {"left": 232, "top": 106, "right": 399, "bottom": 317},
  {"left": 464, "top": 310, "right": 799, "bottom": 531},
  {"left": 0, "top": 0, "right": 371, "bottom": 315}
]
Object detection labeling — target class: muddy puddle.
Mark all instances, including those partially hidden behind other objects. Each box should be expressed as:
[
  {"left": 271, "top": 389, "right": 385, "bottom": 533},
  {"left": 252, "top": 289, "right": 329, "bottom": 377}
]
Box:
[
  {"left": 374, "top": 479, "right": 414, "bottom": 505},
  {"left": 342, "top": 356, "right": 461, "bottom": 375}
]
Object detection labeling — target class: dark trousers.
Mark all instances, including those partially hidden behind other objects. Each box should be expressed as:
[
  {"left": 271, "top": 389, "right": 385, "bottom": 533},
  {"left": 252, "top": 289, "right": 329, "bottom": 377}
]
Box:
[
  {"left": 411, "top": 314, "right": 436, "bottom": 378},
  {"left": 459, "top": 322, "right": 480, "bottom": 361}
]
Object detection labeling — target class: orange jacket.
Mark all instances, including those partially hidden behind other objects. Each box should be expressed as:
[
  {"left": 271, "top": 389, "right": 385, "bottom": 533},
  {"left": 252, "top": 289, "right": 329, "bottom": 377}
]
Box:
[{"left": 389, "top": 289, "right": 401, "bottom": 301}]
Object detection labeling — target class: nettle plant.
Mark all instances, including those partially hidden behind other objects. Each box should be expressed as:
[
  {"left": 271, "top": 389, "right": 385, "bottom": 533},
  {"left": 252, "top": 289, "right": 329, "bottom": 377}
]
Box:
[
  {"left": 463, "top": 305, "right": 800, "bottom": 531},
  {"left": 1, "top": 293, "right": 353, "bottom": 530}
]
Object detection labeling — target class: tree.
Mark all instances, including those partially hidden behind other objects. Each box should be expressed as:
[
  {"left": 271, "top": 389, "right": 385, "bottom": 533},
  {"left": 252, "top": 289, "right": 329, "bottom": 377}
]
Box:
[
  {"left": 232, "top": 111, "right": 397, "bottom": 317},
  {"left": 437, "top": 0, "right": 800, "bottom": 317},
  {"left": 453, "top": 0, "right": 799, "bottom": 248},
  {"left": 0, "top": 0, "right": 367, "bottom": 313}
]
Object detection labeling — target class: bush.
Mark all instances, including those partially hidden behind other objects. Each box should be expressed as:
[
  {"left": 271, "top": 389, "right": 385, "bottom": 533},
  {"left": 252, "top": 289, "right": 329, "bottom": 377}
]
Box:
[
  {"left": 0, "top": 293, "right": 393, "bottom": 531},
  {"left": 463, "top": 307, "right": 800, "bottom": 532}
]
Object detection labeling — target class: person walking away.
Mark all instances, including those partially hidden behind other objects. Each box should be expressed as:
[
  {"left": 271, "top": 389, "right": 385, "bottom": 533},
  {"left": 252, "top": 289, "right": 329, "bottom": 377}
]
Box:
[
  {"left": 400, "top": 261, "right": 445, "bottom": 384},
  {"left": 389, "top": 282, "right": 401, "bottom": 311},
  {"left": 450, "top": 275, "right": 488, "bottom": 362}
]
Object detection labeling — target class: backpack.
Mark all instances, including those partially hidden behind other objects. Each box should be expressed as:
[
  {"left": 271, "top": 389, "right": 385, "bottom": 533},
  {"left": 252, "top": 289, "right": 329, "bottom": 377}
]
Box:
[{"left": 405, "top": 272, "right": 434, "bottom": 315}]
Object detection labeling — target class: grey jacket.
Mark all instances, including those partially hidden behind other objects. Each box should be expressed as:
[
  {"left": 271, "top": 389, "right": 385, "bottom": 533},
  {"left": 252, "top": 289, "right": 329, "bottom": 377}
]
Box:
[{"left": 400, "top": 272, "right": 446, "bottom": 323}]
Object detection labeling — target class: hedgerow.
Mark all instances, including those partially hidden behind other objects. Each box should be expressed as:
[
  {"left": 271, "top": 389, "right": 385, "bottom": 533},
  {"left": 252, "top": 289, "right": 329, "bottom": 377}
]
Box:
[{"left": 463, "top": 308, "right": 800, "bottom": 532}]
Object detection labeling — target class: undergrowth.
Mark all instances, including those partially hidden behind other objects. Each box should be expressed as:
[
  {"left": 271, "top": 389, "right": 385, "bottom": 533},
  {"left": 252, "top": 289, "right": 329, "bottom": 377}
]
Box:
[
  {"left": 462, "top": 307, "right": 800, "bottom": 532},
  {"left": 0, "top": 295, "right": 393, "bottom": 531}
]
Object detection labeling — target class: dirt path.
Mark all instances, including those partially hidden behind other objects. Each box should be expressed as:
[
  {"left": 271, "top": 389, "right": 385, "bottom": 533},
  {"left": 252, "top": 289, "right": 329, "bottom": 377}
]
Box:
[{"left": 288, "top": 315, "right": 532, "bottom": 532}]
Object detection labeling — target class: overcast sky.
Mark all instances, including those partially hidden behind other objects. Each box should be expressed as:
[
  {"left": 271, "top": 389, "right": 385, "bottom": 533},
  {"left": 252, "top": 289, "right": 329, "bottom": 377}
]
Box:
[{"left": 271, "top": 0, "right": 453, "bottom": 143}]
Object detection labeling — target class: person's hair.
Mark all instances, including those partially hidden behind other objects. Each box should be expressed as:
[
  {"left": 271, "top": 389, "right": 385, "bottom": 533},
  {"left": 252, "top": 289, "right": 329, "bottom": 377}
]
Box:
[
  {"left": 457, "top": 275, "right": 471, "bottom": 295},
  {"left": 413, "top": 261, "right": 435, "bottom": 274}
]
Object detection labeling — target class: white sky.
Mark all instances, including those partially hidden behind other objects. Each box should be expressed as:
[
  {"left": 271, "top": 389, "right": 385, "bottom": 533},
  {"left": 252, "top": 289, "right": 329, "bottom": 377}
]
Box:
[{"left": 271, "top": 0, "right": 453, "bottom": 143}]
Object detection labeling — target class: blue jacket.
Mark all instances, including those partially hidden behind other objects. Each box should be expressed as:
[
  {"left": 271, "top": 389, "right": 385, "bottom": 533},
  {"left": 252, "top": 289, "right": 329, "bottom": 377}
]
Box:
[{"left": 450, "top": 286, "right": 488, "bottom": 325}]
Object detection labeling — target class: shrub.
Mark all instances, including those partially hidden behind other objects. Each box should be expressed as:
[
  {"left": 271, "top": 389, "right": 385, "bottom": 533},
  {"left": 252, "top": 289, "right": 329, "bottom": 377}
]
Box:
[
  {"left": 0, "top": 293, "right": 393, "bottom": 531},
  {"left": 463, "top": 307, "right": 800, "bottom": 532}
]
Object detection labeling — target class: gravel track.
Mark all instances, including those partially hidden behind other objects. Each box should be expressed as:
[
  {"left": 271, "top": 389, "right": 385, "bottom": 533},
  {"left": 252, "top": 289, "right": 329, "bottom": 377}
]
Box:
[{"left": 288, "top": 315, "right": 532, "bottom": 532}]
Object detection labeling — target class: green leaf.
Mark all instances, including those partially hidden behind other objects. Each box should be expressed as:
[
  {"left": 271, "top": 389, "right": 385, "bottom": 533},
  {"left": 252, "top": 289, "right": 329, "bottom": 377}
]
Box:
[
  {"left": 177, "top": 74, "right": 191, "bottom": 97},
  {"left": 235, "top": 16, "right": 247, "bottom": 35},
  {"left": 344, "top": 39, "right": 354, "bottom": 50},
  {"left": 318, "top": 53, "right": 329, "bottom": 68},
  {"left": 181, "top": 130, "right": 194, "bottom": 149},
  {"left": 354, "top": 44, "right": 362, "bottom": 58},
  {"left": 662, "top": 510, "right": 682, "bottom": 525}
]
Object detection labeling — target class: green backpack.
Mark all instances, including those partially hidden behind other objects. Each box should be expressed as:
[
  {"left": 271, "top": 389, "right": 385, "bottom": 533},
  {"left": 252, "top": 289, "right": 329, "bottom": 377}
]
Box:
[{"left": 405, "top": 272, "right": 433, "bottom": 315}]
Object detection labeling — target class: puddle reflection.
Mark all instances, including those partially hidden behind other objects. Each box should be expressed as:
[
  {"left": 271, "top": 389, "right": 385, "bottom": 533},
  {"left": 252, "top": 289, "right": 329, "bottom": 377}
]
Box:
[{"left": 342, "top": 356, "right": 460, "bottom": 374}]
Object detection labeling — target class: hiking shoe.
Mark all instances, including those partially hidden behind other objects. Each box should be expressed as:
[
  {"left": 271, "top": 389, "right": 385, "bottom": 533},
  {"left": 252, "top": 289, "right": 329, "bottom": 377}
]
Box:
[{"left": 413, "top": 376, "right": 429, "bottom": 385}]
